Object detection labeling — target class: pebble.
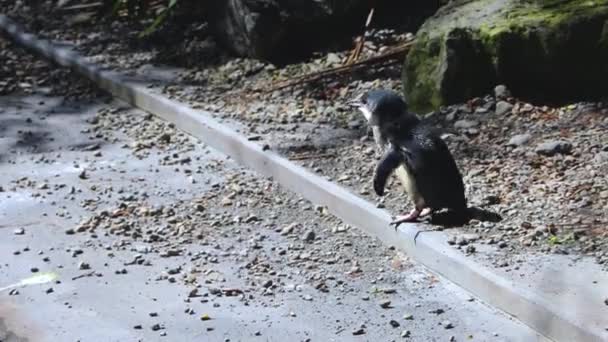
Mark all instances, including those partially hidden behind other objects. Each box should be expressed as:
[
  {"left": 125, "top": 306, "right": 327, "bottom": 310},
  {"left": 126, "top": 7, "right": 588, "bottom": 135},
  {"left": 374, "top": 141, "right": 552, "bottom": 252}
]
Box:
[
  {"left": 13, "top": 228, "right": 25, "bottom": 235},
  {"left": 429, "top": 308, "right": 444, "bottom": 315},
  {"left": 495, "top": 101, "right": 513, "bottom": 115},
  {"left": 352, "top": 328, "right": 366, "bottom": 335},
  {"left": 454, "top": 119, "right": 478, "bottom": 129},
  {"left": 507, "top": 134, "right": 531, "bottom": 146},
  {"left": 302, "top": 230, "right": 316, "bottom": 242},
  {"left": 280, "top": 223, "right": 298, "bottom": 235},
  {"left": 78, "top": 261, "right": 91, "bottom": 270},
  {"left": 389, "top": 320, "right": 400, "bottom": 328},
  {"left": 535, "top": 140, "right": 572, "bottom": 156},
  {"left": 401, "top": 330, "right": 411, "bottom": 338},
  {"left": 403, "top": 313, "right": 414, "bottom": 320},
  {"left": 379, "top": 300, "right": 392, "bottom": 309},
  {"left": 441, "top": 320, "right": 454, "bottom": 329}
]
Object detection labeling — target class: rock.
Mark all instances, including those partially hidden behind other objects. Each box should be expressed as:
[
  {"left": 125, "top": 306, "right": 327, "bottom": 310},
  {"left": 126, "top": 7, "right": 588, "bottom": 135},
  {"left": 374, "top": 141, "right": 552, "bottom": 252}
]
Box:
[
  {"left": 207, "top": 1, "right": 441, "bottom": 62},
  {"left": 595, "top": 152, "right": 608, "bottom": 163},
  {"left": 441, "top": 320, "right": 454, "bottom": 329},
  {"left": 535, "top": 140, "right": 573, "bottom": 156},
  {"left": 302, "top": 230, "right": 316, "bottom": 242},
  {"left": 352, "top": 327, "right": 366, "bottom": 335},
  {"left": 507, "top": 134, "right": 531, "bottom": 147},
  {"left": 401, "top": 330, "right": 411, "bottom": 338},
  {"left": 403, "top": 0, "right": 608, "bottom": 112},
  {"left": 13, "top": 228, "right": 25, "bottom": 235},
  {"left": 78, "top": 261, "right": 91, "bottom": 270},
  {"left": 379, "top": 300, "right": 392, "bottom": 309},
  {"left": 428, "top": 308, "right": 444, "bottom": 315},
  {"left": 389, "top": 320, "right": 400, "bottom": 328},
  {"left": 494, "top": 85, "right": 511, "bottom": 99},
  {"left": 495, "top": 101, "right": 514, "bottom": 115},
  {"left": 403, "top": 313, "right": 414, "bottom": 320},
  {"left": 454, "top": 119, "right": 478, "bottom": 129},
  {"left": 280, "top": 223, "right": 298, "bottom": 235}
]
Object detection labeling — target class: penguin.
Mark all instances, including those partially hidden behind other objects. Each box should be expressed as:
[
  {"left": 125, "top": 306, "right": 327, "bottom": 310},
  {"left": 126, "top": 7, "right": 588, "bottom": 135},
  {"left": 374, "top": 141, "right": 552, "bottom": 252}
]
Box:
[{"left": 349, "top": 89, "right": 468, "bottom": 227}]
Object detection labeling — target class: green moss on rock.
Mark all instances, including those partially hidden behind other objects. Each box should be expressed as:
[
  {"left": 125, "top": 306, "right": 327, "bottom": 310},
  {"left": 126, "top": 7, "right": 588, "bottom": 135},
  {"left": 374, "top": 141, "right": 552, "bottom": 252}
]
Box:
[{"left": 403, "top": 0, "right": 608, "bottom": 112}]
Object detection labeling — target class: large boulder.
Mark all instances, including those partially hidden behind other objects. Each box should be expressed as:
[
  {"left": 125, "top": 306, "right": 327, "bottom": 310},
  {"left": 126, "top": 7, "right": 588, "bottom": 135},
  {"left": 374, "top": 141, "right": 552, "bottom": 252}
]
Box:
[
  {"left": 207, "top": 0, "right": 443, "bottom": 63},
  {"left": 403, "top": 0, "right": 608, "bottom": 113}
]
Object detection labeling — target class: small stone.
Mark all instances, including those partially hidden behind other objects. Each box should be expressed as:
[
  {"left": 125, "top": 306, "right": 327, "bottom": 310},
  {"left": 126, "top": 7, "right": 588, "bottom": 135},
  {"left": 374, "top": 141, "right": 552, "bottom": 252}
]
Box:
[
  {"left": 604, "top": 298, "right": 608, "bottom": 306},
  {"left": 45, "top": 287, "right": 54, "bottom": 294},
  {"left": 401, "top": 330, "right": 411, "bottom": 338},
  {"left": 379, "top": 300, "right": 392, "bottom": 309},
  {"left": 429, "top": 308, "right": 444, "bottom": 315},
  {"left": 254, "top": 331, "right": 262, "bottom": 336},
  {"left": 302, "top": 230, "right": 315, "bottom": 242},
  {"left": 134, "top": 325, "right": 142, "bottom": 330},
  {"left": 149, "top": 312, "right": 158, "bottom": 317},
  {"left": 280, "top": 223, "right": 298, "bottom": 235},
  {"left": 599, "top": 191, "right": 608, "bottom": 200},
  {"left": 78, "top": 261, "right": 91, "bottom": 270},
  {"left": 13, "top": 228, "right": 25, "bottom": 235},
  {"left": 454, "top": 120, "right": 478, "bottom": 129},
  {"left": 200, "top": 314, "right": 211, "bottom": 321},
  {"left": 352, "top": 328, "right": 366, "bottom": 335},
  {"left": 31, "top": 267, "right": 39, "bottom": 273},
  {"left": 495, "top": 101, "right": 513, "bottom": 115},
  {"left": 151, "top": 324, "right": 162, "bottom": 331},
  {"left": 403, "top": 313, "right": 414, "bottom": 320},
  {"left": 65, "top": 228, "right": 75, "bottom": 235},
  {"left": 262, "top": 279, "right": 273, "bottom": 288},
  {"left": 535, "top": 140, "right": 572, "bottom": 156},
  {"left": 389, "top": 320, "right": 400, "bottom": 328},
  {"left": 507, "top": 134, "right": 531, "bottom": 147},
  {"left": 494, "top": 84, "right": 511, "bottom": 99},
  {"left": 442, "top": 320, "right": 454, "bottom": 329}
]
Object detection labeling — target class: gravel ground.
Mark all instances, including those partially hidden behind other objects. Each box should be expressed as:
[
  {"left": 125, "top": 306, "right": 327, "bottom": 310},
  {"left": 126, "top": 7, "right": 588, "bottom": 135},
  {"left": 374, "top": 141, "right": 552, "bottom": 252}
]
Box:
[
  {"left": 0, "top": 36, "right": 549, "bottom": 341},
  {"left": 2, "top": 2, "right": 608, "bottom": 267}
]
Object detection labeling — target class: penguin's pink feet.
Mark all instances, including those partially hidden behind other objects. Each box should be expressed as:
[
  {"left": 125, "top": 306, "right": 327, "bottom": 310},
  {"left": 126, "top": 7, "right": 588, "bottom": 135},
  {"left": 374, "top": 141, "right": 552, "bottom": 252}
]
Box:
[{"left": 390, "top": 208, "right": 421, "bottom": 229}]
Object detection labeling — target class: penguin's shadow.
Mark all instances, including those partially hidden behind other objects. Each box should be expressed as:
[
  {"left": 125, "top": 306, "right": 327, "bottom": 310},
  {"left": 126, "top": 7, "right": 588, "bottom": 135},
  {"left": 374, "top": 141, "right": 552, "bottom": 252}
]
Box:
[{"left": 426, "top": 207, "right": 503, "bottom": 228}]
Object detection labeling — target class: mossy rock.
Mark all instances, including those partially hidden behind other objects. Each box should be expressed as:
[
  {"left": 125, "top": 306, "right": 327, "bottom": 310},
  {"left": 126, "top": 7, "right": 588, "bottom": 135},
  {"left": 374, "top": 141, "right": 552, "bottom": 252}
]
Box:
[{"left": 403, "top": 0, "right": 608, "bottom": 113}]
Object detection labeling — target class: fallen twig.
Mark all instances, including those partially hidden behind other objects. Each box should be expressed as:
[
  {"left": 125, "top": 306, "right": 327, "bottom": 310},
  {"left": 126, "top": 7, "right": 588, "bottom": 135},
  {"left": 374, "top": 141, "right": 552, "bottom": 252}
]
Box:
[
  {"left": 346, "top": 7, "right": 375, "bottom": 65},
  {"left": 254, "top": 40, "right": 414, "bottom": 93},
  {"left": 288, "top": 153, "right": 336, "bottom": 161},
  {"left": 71, "top": 271, "right": 96, "bottom": 281}
]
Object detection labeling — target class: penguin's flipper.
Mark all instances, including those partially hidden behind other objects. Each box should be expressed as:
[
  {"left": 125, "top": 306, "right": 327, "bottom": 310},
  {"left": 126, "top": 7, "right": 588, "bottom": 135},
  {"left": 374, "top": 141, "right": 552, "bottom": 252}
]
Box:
[{"left": 373, "top": 146, "right": 403, "bottom": 196}]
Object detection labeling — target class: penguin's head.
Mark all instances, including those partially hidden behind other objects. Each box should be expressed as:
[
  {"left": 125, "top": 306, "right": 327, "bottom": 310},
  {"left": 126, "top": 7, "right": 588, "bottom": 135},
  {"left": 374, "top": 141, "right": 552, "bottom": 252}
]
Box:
[{"left": 349, "top": 89, "right": 408, "bottom": 127}]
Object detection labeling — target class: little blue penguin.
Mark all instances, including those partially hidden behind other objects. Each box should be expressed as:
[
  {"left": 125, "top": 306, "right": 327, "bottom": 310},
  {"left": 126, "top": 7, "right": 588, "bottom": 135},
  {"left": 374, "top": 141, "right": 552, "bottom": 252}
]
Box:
[{"left": 350, "top": 89, "right": 468, "bottom": 227}]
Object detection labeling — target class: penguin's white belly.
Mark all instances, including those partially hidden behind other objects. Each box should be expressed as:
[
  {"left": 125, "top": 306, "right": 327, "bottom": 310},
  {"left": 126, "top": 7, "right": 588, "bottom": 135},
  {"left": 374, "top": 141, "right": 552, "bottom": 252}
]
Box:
[{"left": 394, "top": 165, "right": 424, "bottom": 207}]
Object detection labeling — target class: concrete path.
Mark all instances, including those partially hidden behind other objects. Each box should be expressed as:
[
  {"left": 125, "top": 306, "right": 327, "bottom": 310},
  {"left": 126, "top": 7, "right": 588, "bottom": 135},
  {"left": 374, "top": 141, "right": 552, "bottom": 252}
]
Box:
[{"left": 0, "top": 92, "right": 547, "bottom": 341}]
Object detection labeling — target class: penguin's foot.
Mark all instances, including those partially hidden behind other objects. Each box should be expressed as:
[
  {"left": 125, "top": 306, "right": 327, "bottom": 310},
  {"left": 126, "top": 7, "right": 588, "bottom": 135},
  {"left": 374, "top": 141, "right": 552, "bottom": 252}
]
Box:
[
  {"left": 390, "top": 209, "right": 421, "bottom": 229},
  {"left": 419, "top": 208, "right": 432, "bottom": 217}
]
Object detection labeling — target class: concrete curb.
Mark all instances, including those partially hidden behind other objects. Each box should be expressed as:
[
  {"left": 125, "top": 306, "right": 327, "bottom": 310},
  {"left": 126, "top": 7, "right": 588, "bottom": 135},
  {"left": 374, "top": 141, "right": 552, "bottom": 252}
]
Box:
[{"left": 0, "top": 14, "right": 603, "bottom": 342}]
